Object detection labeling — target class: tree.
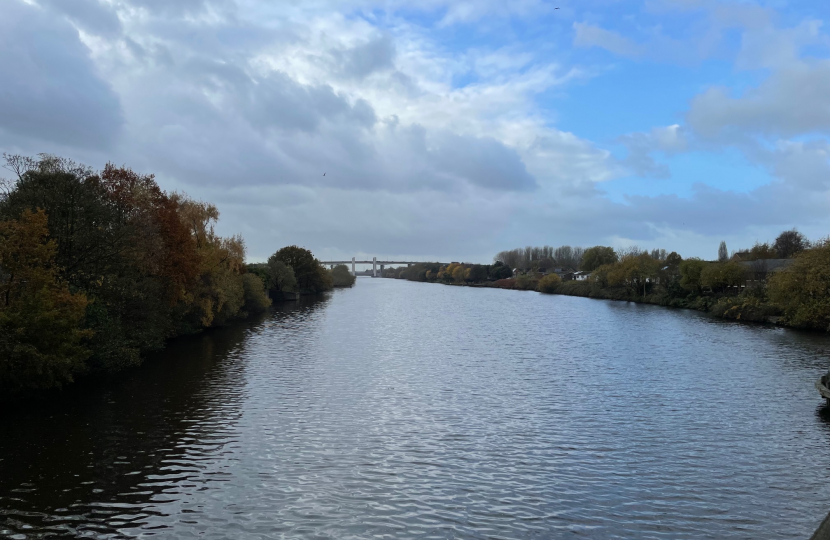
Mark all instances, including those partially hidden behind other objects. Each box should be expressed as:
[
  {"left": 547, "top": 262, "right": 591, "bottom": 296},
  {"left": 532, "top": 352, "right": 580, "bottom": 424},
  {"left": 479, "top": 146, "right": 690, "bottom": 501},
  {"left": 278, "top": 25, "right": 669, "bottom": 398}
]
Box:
[
  {"left": 266, "top": 258, "right": 297, "bottom": 293},
  {"left": 271, "top": 246, "right": 330, "bottom": 293},
  {"left": 242, "top": 274, "right": 271, "bottom": 314},
  {"left": 679, "top": 258, "right": 707, "bottom": 293},
  {"left": 489, "top": 261, "right": 513, "bottom": 280},
  {"left": 774, "top": 229, "right": 808, "bottom": 259},
  {"left": 701, "top": 263, "right": 726, "bottom": 292},
  {"left": 0, "top": 210, "right": 92, "bottom": 392},
  {"left": 768, "top": 241, "right": 830, "bottom": 329},
  {"left": 650, "top": 248, "right": 667, "bottom": 261},
  {"left": 718, "top": 241, "right": 728, "bottom": 262},
  {"left": 607, "top": 253, "right": 659, "bottom": 296},
  {"left": 581, "top": 246, "right": 617, "bottom": 271},
  {"left": 331, "top": 264, "right": 356, "bottom": 288},
  {"left": 452, "top": 264, "right": 466, "bottom": 283},
  {"left": 665, "top": 252, "right": 682, "bottom": 268},
  {"left": 465, "top": 264, "right": 489, "bottom": 283},
  {"left": 537, "top": 273, "right": 561, "bottom": 293}
]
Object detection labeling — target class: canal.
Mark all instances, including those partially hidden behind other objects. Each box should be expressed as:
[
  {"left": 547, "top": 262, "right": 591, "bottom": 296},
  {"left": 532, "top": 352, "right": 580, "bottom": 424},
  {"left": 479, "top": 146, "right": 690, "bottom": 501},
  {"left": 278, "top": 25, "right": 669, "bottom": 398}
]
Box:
[{"left": 2, "top": 278, "right": 830, "bottom": 539}]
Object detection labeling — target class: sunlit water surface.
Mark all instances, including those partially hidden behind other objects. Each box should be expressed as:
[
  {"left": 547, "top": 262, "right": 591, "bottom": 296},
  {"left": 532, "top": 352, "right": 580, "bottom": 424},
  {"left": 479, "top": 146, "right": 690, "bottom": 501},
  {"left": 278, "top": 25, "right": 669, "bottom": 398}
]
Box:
[{"left": 3, "top": 279, "right": 830, "bottom": 539}]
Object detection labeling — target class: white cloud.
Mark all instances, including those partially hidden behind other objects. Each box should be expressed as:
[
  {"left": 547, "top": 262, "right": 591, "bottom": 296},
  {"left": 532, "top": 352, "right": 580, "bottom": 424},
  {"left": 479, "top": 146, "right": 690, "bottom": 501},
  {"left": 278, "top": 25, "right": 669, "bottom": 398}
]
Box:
[{"left": 3, "top": 0, "right": 830, "bottom": 262}]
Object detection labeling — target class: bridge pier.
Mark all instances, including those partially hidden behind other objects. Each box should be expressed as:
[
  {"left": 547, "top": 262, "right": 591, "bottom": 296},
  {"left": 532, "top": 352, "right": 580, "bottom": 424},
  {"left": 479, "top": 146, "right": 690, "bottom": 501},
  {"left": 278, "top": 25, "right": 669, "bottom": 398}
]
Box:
[
  {"left": 373, "top": 257, "right": 377, "bottom": 277},
  {"left": 380, "top": 264, "right": 384, "bottom": 277},
  {"left": 352, "top": 257, "right": 355, "bottom": 276}
]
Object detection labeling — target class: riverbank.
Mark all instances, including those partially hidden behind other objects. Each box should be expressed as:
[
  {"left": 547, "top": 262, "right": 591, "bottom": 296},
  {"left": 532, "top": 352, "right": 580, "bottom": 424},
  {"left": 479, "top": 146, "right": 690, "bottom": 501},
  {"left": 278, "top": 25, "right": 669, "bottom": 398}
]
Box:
[{"left": 390, "top": 276, "right": 798, "bottom": 330}]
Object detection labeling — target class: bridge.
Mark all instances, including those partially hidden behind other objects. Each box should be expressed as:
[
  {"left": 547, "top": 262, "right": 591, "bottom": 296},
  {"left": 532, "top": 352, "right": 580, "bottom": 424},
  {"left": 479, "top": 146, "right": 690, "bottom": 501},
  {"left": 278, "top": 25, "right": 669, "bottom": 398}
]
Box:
[{"left": 320, "top": 257, "right": 449, "bottom": 277}]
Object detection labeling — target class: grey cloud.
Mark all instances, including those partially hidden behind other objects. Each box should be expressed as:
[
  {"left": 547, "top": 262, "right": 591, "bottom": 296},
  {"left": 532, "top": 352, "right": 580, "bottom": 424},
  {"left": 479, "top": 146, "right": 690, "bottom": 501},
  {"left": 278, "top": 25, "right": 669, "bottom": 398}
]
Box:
[
  {"left": 38, "top": 0, "right": 122, "bottom": 37},
  {"left": 749, "top": 140, "right": 830, "bottom": 192},
  {"left": 617, "top": 133, "right": 671, "bottom": 179},
  {"left": 617, "top": 125, "right": 687, "bottom": 179},
  {"left": 243, "top": 72, "right": 377, "bottom": 133},
  {"left": 334, "top": 35, "right": 396, "bottom": 80},
  {"left": 621, "top": 181, "right": 827, "bottom": 237},
  {"left": 431, "top": 133, "right": 537, "bottom": 191},
  {"left": 688, "top": 61, "right": 830, "bottom": 139},
  {"left": 0, "top": 1, "right": 123, "bottom": 148},
  {"left": 124, "top": 0, "right": 224, "bottom": 16}
]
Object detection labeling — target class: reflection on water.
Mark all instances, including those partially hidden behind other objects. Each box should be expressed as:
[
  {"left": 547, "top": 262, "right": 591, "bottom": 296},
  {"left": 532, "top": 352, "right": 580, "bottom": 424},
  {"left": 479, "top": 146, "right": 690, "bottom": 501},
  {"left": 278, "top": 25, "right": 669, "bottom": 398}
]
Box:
[{"left": 2, "top": 280, "right": 830, "bottom": 539}]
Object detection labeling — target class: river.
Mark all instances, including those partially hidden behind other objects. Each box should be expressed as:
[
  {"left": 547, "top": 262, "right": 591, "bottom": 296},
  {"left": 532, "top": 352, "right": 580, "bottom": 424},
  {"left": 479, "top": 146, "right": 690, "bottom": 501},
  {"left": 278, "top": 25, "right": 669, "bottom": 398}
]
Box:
[{"left": 2, "top": 278, "right": 830, "bottom": 539}]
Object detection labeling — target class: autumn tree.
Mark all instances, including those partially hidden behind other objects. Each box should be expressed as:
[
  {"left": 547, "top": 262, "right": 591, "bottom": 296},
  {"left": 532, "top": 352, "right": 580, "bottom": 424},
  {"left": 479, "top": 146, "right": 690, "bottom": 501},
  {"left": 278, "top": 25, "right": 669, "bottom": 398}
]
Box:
[
  {"left": 537, "top": 273, "right": 561, "bottom": 294},
  {"left": 465, "top": 265, "right": 489, "bottom": 283},
  {"left": 0, "top": 210, "right": 91, "bottom": 392}
]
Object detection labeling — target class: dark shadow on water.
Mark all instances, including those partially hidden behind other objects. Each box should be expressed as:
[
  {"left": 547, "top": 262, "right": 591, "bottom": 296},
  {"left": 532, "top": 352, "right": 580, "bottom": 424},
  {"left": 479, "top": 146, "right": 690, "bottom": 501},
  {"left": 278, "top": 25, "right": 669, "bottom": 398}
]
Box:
[{"left": 0, "top": 295, "right": 331, "bottom": 538}]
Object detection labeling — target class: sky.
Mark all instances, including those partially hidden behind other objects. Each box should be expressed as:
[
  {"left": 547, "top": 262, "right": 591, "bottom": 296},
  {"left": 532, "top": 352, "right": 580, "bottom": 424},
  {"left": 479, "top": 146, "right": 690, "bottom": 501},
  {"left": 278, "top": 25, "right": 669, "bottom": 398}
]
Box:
[{"left": 1, "top": 0, "right": 829, "bottom": 263}]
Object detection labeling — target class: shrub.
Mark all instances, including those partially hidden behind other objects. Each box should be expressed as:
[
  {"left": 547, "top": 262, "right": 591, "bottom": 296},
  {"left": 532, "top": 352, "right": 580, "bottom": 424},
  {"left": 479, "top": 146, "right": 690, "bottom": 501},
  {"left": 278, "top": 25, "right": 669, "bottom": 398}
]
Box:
[
  {"left": 330, "top": 264, "right": 356, "bottom": 288},
  {"left": 242, "top": 273, "right": 271, "bottom": 314},
  {"left": 536, "top": 273, "right": 562, "bottom": 294}
]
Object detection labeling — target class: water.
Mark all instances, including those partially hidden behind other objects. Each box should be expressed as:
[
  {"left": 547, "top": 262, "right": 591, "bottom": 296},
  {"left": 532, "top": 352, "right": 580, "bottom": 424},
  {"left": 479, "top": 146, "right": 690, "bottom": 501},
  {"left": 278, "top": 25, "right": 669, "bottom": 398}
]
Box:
[{"left": 3, "top": 278, "right": 830, "bottom": 539}]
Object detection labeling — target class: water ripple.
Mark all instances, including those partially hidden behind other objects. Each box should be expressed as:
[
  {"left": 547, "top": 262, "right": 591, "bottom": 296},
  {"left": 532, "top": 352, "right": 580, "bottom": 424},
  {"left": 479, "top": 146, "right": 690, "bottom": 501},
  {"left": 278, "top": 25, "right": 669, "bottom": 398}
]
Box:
[{"left": 2, "top": 280, "right": 830, "bottom": 538}]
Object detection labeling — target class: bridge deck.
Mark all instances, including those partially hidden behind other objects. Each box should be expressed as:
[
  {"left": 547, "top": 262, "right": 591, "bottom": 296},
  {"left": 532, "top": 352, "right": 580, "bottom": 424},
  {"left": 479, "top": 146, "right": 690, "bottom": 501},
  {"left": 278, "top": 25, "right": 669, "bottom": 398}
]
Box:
[{"left": 321, "top": 261, "right": 449, "bottom": 265}]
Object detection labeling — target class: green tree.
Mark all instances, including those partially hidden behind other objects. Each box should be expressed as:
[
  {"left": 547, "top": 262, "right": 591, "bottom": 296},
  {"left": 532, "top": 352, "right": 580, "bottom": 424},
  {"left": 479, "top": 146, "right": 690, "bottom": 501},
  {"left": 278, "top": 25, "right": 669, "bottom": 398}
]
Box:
[
  {"left": 272, "top": 246, "right": 331, "bottom": 293},
  {"left": 768, "top": 241, "right": 830, "bottom": 329},
  {"left": 489, "top": 261, "right": 513, "bottom": 280},
  {"left": 701, "top": 261, "right": 746, "bottom": 293},
  {"left": 331, "top": 264, "right": 356, "bottom": 287},
  {"left": 242, "top": 273, "right": 271, "bottom": 314},
  {"left": 581, "top": 246, "right": 617, "bottom": 272},
  {"left": 774, "top": 229, "right": 808, "bottom": 259},
  {"left": 718, "top": 241, "right": 728, "bottom": 262},
  {"left": 266, "top": 257, "right": 297, "bottom": 293},
  {"left": 679, "top": 258, "right": 706, "bottom": 293},
  {"left": 608, "top": 253, "right": 659, "bottom": 296}
]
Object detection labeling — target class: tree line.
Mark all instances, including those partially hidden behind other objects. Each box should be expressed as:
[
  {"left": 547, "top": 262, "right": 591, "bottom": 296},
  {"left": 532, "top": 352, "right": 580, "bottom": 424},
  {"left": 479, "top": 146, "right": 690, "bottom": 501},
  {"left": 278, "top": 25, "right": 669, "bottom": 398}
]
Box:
[
  {"left": 388, "top": 230, "right": 830, "bottom": 331},
  {"left": 0, "top": 154, "right": 345, "bottom": 396},
  {"left": 501, "top": 230, "right": 830, "bottom": 331}
]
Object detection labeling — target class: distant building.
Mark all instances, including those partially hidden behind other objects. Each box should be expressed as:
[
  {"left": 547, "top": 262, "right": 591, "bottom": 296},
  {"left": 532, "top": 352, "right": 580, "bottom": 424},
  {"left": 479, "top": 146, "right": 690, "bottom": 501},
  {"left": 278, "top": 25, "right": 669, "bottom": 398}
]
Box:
[
  {"left": 573, "top": 271, "right": 591, "bottom": 281},
  {"left": 554, "top": 270, "right": 574, "bottom": 281},
  {"left": 739, "top": 258, "right": 794, "bottom": 287}
]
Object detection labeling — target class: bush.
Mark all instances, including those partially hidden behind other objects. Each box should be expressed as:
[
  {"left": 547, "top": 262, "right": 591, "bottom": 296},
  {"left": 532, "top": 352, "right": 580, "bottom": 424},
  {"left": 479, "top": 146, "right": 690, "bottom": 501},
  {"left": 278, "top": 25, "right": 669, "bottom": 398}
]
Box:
[
  {"left": 536, "top": 273, "right": 562, "bottom": 294},
  {"left": 242, "top": 273, "right": 271, "bottom": 314},
  {"left": 514, "top": 274, "right": 538, "bottom": 290},
  {"left": 768, "top": 241, "right": 830, "bottom": 330},
  {"left": 331, "top": 265, "right": 356, "bottom": 288},
  {"left": 710, "top": 296, "right": 779, "bottom": 323}
]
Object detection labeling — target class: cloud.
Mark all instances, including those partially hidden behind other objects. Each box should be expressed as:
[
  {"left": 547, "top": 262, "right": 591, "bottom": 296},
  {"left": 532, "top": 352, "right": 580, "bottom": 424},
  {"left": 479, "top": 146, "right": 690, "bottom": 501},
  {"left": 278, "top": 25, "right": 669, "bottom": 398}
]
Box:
[
  {"left": 3, "top": 0, "right": 830, "bottom": 262},
  {"left": 688, "top": 61, "right": 830, "bottom": 139},
  {"left": 333, "top": 35, "right": 397, "bottom": 80},
  {"left": 0, "top": 1, "right": 123, "bottom": 148},
  {"left": 573, "top": 22, "right": 645, "bottom": 58},
  {"left": 616, "top": 125, "right": 687, "bottom": 179},
  {"left": 37, "top": 0, "right": 122, "bottom": 37}
]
